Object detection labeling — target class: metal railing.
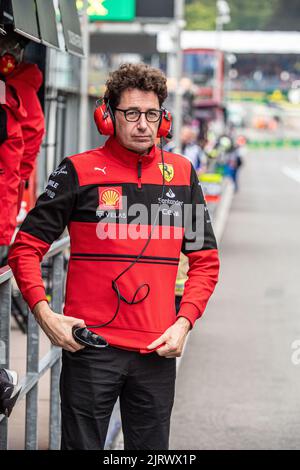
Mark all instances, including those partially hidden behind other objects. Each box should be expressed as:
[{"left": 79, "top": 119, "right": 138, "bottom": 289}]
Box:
[{"left": 0, "top": 236, "right": 121, "bottom": 450}]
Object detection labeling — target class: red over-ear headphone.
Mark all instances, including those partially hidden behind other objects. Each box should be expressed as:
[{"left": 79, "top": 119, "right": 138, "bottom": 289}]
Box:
[
  {"left": 94, "top": 97, "right": 173, "bottom": 139},
  {"left": 0, "top": 53, "right": 17, "bottom": 77},
  {"left": 94, "top": 98, "right": 115, "bottom": 136}
]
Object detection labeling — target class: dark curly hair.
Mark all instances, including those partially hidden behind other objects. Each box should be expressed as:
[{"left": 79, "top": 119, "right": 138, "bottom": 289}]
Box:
[{"left": 104, "top": 63, "right": 168, "bottom": 109}]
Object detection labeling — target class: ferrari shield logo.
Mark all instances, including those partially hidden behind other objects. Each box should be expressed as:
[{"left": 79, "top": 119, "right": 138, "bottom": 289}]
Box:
[{"left": 158, "top": 163, "right": 174, "bottom": 182}]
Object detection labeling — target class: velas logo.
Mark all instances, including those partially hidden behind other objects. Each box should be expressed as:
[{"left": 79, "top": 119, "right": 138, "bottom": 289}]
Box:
[
  {"left": 158, "top": 163, "right": 174, "bottom": 182},
  {"left": 98, "top": 186, "right": 123, "bottom": 210}
]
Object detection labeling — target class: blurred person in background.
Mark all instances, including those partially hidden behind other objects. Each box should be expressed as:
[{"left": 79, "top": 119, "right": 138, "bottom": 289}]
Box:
[
  {"left": 224, "top": 136, "right": 244, "bottom": 192},
  {"left": 0, "top": 34, "right": 26, "bottom": 265},
  {"left": 0, "top": 30, "right": 44, "bottom": 266},
  {"left": 8, "top": 63, "right": 219, "bottom": 450},
  {"left": 181, "top": 125, "right": 206, "bottom": 173},
  {"left": 6, "top": 33, "right": 45, "bottom": 211}
]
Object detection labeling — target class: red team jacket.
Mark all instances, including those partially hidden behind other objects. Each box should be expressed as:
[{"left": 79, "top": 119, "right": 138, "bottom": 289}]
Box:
[{"left": 8, "top": 137, "right": 220, "bottom": 353}]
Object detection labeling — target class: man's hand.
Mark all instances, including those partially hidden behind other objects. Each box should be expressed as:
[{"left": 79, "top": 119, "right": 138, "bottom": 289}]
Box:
[
  {"left": 32, "top": 300, "right": 86, "bottom": 353},
  {"left": 146, "top": 317, "right": 191, "bottom": 358}
]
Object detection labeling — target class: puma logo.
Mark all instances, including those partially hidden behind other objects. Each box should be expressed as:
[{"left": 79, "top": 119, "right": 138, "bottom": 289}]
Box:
[{"left": 94, "top": 166, "right": 107, "bottom": 175}]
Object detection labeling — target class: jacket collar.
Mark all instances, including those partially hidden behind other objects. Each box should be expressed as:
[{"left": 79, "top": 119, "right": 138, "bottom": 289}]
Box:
[{"left": 103, "top": 136, "right": 158, "bottom": 168}]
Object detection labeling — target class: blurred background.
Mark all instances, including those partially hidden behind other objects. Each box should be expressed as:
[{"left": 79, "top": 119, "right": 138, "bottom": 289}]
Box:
[{"left": 1, "top": 0, "right": 300, "bottom": 451}]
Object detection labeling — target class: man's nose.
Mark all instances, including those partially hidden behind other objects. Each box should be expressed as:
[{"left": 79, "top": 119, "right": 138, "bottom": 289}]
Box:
[{"left": 137, "top": 113, "right": 148, "bottom": 130}]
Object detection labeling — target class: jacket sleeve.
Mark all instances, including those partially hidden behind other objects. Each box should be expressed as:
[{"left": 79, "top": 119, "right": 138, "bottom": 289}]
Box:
[
  {"left": 0, "top": 105, "right": 24, "bottom": 245},
  {"left": 20, "top": 106, "right": 45, "bottom": 181},
  {"left": 8, "top": 158, "right": 78, "bottom": 311},
  {"left": 19, "top": 91, "right": 45, "bottom": 181},
  {"left": 8, "top": 64, "right": 45, "bottom": 181},
  {"left": 178, "top": 164, "right": 220, "bottom": 328}
]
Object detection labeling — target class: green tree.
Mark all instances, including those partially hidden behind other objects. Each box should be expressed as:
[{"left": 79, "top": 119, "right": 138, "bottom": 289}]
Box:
[
  {"left": 185, "top": 0, "right": 279, "bottom": 31},
  {"left": 225, "top": 0, "right": 278, "bottom": 30},
  {"left": 185, "top": 0, "right": 216, "bottom": 30}
]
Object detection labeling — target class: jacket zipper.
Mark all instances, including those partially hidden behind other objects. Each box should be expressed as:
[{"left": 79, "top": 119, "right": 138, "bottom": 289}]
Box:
[{"left": 137, "top": 159, "right": 142, "bottom": 189}]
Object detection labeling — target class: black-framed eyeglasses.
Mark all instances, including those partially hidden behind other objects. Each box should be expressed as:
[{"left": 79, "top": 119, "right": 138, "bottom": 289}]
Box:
[{"left": 115, "top": 107, "right": 162, "bottom": 122}]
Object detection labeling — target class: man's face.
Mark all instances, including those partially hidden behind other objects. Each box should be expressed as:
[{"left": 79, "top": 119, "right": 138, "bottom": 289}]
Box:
[{"left": 114, "top": 88, "right": 161, "bottom": 155}]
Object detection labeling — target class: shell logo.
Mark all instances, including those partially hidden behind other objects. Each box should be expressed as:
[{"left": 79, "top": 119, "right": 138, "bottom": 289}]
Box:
[
  {"left": 101, "top": 189, "right": 120, "bottom": 206},
  {"left": 98, "top": 186, "right": 123, "bottom": 209}
]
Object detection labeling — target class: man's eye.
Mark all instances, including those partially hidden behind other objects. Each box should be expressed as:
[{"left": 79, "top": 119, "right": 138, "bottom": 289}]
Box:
[
  {"left": 126, "top": 110, "right": 139, "bottom": 119},
  {"left": 148, "top": 111, "right": 159, "bottom": 119}
]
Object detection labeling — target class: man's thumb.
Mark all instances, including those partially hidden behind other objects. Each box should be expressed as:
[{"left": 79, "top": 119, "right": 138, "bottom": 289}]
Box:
[{"left": 69, "top": 317, "right": 86, "bottom": 327}]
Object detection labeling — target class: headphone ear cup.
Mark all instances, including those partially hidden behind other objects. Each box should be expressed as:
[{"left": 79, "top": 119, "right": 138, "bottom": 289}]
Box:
[
  {"left": 157, "top": 108, "right": 173, "bottom": 139},
  {"left": 94, "top": 99, "right": 115, "bottom": 136}
]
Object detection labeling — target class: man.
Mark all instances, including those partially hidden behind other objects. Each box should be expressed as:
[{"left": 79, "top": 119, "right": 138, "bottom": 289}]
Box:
[{"left": 8, "top": 63, "right": 219, "bottom": 450}]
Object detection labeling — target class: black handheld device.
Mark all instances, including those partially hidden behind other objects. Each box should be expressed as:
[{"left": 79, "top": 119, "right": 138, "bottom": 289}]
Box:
[{"left": 72, "top": 326, "right": 108, "bottom": 349}]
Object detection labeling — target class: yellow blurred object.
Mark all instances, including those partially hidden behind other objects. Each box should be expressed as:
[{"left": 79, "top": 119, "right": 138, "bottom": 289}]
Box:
[
  {"left": 175, "top": 253, "right": 189, "bottom": 296},
  {"left": 199, "top": 173, "right": 223, "bottom": 184},
  {"left": 208, "top": 149, "right": 219, "bottom": 159},
  {"left": 269, "top": 89, "right": 284, "bottom": 102}
]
